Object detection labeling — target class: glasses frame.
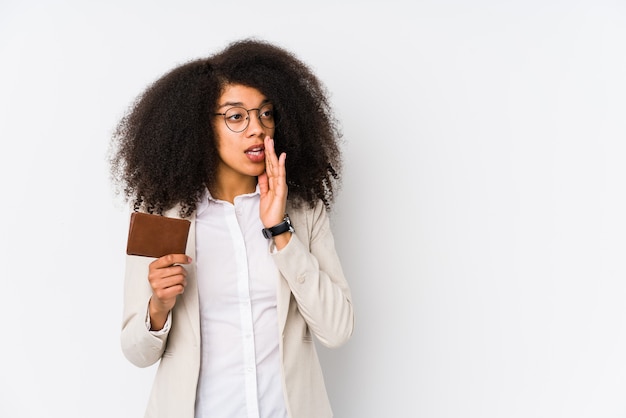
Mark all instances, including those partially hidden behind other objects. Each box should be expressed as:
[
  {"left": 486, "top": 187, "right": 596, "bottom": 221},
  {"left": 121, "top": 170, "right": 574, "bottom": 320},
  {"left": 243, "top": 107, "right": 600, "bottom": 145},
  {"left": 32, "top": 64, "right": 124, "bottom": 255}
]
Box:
[{"left": 214, "top": 103, "right": 277, "bottom": 133}]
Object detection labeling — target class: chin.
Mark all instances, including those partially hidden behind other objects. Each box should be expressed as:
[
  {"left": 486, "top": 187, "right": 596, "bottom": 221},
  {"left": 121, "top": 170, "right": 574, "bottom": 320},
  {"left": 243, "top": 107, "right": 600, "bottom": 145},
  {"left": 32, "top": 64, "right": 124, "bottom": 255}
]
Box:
[{"left": 249, "top": 165, "right": 266, "bottom": 177}]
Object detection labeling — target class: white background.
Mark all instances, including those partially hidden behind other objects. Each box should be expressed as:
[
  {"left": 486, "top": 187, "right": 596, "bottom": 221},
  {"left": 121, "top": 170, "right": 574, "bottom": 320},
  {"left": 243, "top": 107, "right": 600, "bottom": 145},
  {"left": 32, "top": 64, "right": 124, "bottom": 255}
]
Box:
[{"left": 1, "top": 1, "right": 625, "bottom": 417}]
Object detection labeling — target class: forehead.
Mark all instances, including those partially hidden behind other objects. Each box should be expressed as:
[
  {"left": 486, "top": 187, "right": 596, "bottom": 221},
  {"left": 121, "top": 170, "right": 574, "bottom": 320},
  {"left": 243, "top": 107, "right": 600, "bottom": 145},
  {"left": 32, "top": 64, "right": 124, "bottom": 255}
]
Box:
[{"left": 217, "top": 84, "right": 268, "bottom": 107}]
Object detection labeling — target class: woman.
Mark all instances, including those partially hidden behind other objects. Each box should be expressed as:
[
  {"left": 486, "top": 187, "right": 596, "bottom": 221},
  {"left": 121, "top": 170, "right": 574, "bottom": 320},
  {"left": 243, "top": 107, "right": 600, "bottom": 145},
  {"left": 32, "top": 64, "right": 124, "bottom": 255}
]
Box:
[{"left": 109, "top": 38, "right": 354, "bottom": 418}]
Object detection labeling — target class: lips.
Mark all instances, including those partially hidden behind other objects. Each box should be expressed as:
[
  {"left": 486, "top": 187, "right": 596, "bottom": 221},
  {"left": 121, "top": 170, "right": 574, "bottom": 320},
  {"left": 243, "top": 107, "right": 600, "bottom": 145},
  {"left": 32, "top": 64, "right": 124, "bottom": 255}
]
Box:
[
  {"left": 244, "top": 144, "right": 265, "bottom": 163},
  {"left": 245, "top": 144, "right": 265, "bottom": 155}
]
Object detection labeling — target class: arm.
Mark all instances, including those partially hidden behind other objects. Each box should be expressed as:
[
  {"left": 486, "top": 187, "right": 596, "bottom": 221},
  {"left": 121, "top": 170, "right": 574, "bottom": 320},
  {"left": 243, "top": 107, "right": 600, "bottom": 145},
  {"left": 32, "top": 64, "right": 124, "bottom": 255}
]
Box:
[
  {"left": 259, "top": 135, "right": 354, "bottom": 347},
  {"left": 120, "top": 248, "right": 190, "bottom": 367},
  {"left": 272, "top": 201, "right": 354, "bottom": 348},
  {"left": 120, "top": 255, "right": 167, "bottom": 367}
]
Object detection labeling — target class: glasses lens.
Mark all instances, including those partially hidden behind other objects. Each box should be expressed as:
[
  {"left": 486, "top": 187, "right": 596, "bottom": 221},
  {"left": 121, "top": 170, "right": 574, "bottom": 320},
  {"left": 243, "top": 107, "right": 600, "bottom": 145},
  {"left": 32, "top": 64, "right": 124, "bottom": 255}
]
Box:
[
  {"left": 224, "top": 107, "right": 248, "bottom": 132},
  {"left": 222, "top": 104, "right": 277, "bottom": 132},
  {"left": 258, "top": 104, "right": 276, "bottom": 129}
]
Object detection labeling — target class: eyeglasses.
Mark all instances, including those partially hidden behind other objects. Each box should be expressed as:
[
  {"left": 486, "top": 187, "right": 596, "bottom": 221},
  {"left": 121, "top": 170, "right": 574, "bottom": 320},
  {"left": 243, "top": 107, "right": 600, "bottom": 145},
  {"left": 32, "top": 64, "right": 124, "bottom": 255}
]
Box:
[{"left": 214, "top": 103, "right": 277, "bottom": 133}]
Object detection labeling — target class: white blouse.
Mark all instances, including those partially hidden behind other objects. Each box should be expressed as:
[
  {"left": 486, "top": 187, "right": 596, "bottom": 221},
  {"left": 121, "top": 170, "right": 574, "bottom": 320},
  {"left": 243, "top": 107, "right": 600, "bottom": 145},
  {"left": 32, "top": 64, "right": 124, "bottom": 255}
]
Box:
[{"left": 193, "top": 187, "right": 288, "bottom": 418}]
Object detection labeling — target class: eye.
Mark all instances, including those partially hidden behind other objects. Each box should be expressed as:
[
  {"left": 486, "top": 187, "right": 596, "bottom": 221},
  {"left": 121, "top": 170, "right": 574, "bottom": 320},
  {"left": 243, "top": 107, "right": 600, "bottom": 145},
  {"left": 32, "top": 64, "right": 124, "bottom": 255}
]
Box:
[
  {"left": 259, "top": 106, "right": 274, "bottom": 120},
  {"left": 225, "top": 108, "right": 247, "bottom": 123}
]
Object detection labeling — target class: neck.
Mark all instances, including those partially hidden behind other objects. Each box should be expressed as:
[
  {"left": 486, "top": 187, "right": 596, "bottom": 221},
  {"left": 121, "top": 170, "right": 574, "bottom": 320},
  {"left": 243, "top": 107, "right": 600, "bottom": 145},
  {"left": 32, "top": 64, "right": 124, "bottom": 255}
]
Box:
[{"left": 210, "top": 177, "right": 257, "bottom": 204}]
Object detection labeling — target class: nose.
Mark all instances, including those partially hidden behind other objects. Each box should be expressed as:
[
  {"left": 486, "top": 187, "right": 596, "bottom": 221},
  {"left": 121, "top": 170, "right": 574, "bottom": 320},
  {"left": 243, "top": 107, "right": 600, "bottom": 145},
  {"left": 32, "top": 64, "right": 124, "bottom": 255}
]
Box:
[{"left": 245, "top": 110, "right": 265, "bottom": 135}]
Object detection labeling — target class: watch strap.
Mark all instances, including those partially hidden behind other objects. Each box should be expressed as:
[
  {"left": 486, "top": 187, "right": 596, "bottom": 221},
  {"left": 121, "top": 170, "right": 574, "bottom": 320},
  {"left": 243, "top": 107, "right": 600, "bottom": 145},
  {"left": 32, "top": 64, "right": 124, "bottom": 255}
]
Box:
[{"left": 262, "top": 215, "right": 294, "bottom": 239}]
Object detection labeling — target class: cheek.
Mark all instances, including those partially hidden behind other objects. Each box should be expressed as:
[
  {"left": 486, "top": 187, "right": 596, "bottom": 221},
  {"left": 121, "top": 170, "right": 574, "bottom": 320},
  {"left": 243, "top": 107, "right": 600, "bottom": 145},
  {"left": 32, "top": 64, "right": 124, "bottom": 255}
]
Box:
[
  {"left": 212, "top": 135, "right": 223, "bottom": 157},
  {"left": 213, "top": 128, "right": 232, "bottom": 153},
  {"left": 214, "top": 140, "right": 231, "bottom": 163},
  {"left": 213, "top": 134, "right": 242, "bottom": 164}
]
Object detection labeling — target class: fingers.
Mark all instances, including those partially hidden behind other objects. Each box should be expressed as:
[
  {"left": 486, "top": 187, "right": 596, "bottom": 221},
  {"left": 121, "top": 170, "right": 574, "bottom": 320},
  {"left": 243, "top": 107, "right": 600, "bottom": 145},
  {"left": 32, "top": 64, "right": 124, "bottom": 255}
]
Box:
[
  {"left": 151, "top": 277, "right": 187, "bottom": 300},
  {"left": 259, "top": 136, "right": 288, "bottom": 227},
  {"left": 150, "top": 253, "right": 191, "bottom": 269},
  {"left": 148, "top": 264, "right": 188, "bottom": 286},
  {"left": 264, "top": 136, "right": 286, "bottom": 177},
  {"left": 264, "top": 136, "right": 275, "bottom": 175},
  {"left": 148, "top": 254, "right": 190, "bottom": 310},
  {"left": 277, "top": 151, "right": 286, "bottom": 176},
  {"left": 265, "top": 137, "right": 287, "bottom": 194},
  {"left": 258, "top": 171, "right": 268, "bottom": 195}
]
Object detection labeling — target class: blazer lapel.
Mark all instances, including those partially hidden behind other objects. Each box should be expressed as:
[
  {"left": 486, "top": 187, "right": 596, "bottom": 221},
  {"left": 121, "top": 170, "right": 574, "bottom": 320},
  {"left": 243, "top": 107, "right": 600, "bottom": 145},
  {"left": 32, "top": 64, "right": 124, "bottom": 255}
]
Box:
[{"left": 164, "top": 207, "right": 201, "bottom": 344}]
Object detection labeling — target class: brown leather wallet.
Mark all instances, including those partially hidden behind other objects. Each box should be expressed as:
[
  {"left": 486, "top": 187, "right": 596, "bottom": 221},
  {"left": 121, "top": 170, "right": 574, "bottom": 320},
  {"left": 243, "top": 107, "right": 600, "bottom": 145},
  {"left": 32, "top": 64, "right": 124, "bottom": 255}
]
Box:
[{"left": 126, "top": 212, "right": 191, "bottom": 258}]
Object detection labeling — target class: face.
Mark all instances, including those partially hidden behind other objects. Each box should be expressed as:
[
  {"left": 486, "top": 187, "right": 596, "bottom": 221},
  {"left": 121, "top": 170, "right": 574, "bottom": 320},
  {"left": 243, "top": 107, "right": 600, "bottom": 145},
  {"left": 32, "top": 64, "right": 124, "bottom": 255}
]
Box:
[{"left": 213, "top": 84, "right": 276, "bottom": 187}]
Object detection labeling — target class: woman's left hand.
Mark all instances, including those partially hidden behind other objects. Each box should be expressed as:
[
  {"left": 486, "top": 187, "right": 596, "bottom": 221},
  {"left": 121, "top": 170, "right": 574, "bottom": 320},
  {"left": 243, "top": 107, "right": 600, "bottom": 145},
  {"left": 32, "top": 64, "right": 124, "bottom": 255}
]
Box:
[{"left": 258, "top": 135, "right": 288, "bottom": 229}]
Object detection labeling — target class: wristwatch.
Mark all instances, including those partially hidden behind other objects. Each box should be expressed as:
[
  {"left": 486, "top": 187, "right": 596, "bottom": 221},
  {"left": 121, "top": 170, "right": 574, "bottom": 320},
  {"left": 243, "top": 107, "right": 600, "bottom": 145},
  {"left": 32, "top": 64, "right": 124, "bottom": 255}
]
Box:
[{"left": 262, "top": 214, "right": 294, "bottom": 239}]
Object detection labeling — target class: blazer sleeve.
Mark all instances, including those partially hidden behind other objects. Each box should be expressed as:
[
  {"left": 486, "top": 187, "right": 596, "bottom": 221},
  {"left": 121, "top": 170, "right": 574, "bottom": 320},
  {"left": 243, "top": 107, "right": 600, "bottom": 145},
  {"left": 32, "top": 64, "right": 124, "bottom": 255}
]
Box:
[
  {"left": 120, "top": 252, "right": 170, "bottom": 368},
  {"left": 272, "top": 200, "right": 354, "bottom": 348}
]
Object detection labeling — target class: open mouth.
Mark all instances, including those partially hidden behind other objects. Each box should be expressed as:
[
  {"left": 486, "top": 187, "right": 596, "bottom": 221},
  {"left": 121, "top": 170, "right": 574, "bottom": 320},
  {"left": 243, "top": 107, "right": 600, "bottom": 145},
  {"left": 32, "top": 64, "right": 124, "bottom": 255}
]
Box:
[{"left": 245, "top": 145, "right": 265, "bottom": 156}]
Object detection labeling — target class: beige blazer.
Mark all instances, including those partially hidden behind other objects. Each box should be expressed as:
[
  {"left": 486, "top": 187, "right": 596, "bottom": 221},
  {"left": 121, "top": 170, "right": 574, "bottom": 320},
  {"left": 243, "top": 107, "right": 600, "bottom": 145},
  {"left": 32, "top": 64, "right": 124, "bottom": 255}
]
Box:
[{"left": 120, "top": 200, "right": 354, "bottom": 418}]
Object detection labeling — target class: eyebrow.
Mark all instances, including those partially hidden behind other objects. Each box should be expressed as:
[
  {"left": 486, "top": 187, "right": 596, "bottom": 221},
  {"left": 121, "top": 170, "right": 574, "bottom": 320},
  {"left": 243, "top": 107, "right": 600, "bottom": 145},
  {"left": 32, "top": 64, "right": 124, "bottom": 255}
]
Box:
[{"left": 217, "top": 98, "right": 271, "bottom": 110}]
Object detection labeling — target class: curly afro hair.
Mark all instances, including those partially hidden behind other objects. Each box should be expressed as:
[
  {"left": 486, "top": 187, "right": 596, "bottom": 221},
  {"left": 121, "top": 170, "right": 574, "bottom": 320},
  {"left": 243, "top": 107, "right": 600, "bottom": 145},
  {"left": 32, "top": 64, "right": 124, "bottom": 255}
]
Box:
[{"left": 109, "top": 38, "right": 343, "bottom": 218}]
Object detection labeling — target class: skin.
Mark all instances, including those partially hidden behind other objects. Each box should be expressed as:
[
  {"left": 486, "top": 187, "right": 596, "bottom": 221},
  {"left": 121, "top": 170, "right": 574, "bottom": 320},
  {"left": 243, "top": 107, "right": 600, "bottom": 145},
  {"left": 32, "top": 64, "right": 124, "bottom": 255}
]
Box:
[{"left": 148, "top": 84, "right": 291, "bottom": 330}]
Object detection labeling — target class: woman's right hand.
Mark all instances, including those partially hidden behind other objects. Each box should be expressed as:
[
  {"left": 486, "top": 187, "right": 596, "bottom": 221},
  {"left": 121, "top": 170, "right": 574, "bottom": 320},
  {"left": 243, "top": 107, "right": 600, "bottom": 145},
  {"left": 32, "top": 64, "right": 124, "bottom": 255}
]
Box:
[{"left": 147, "top": 254, "right": 192, "bottom": 330}]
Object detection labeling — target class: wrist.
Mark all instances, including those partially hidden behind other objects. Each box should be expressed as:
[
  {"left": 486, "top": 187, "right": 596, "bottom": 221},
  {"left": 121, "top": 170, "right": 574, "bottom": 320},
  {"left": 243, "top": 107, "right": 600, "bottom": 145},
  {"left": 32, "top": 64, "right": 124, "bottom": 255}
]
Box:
[
  {"left": 148, "top": 301, "right": 169, "bottom": 331},
  {"left": 262, "top": 214, "right": 294, "bottom": 239},
  {"left": 272, "top": 231, "right": 292, "bottom": 250},
  {"left": 149, "top": 297, "right": 170, "bottom": 317}
]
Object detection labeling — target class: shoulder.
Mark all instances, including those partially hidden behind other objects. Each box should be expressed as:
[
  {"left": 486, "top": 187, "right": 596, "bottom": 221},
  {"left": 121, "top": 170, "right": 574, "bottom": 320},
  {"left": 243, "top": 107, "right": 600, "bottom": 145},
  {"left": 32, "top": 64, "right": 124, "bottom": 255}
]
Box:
[
  {"left": 287, "top": 199, "right": 327, "bottom": 222},
  {"left": 286, "top": 199, "right": 332, "bottom": 241},
  {"left": 130, "top": 202, "right": 190, "bottom": 220}
]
